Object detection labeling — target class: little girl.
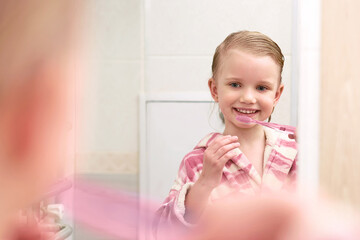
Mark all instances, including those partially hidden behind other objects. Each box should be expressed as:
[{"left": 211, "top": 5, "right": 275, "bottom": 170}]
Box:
[{"left": 153, "top": 30, "right": 298, "bottom": 235}]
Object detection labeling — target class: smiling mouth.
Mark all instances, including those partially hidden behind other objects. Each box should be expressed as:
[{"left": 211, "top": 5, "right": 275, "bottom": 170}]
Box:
[{"left": 233, "top": 108, "right": 259, "bottom": 114}]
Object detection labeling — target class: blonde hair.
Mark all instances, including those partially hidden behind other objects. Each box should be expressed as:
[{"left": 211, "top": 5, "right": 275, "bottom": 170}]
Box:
[{"left": 211, "top": 30, "right": 284, "bottom": 81}]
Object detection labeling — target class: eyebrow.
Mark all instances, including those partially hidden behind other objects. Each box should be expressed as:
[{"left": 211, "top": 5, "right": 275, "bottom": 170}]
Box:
[
  {"left": 225, "top": 77, "right": 243, "bottom": 82},
  {"left": 257, "top": 80, "right": 275, "bottom": 87},
  {"left": 225, "top": 77, "right": 275, "bottom": 86}
]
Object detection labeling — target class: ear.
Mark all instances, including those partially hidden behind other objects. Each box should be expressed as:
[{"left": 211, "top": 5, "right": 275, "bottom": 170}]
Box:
[
  {"left": 208, "top": 78, "right": 218, "bottom": 102},
  {"left": 273, "top": 83, "right": 284, "bottom": 106}
]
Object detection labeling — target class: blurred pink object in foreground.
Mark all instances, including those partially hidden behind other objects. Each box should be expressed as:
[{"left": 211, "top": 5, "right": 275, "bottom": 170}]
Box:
[
  {"left": 50, "top": 179, "right": 359, "bottom": 240},
  {"left": 57, "top": 178, "right": 188, "bottom": 240},
  {"left": 189, "top": 193, "right": 360, "bottom": 240},
  {"left": 0, "top": 0, "right": 81, "bottom": 238}
]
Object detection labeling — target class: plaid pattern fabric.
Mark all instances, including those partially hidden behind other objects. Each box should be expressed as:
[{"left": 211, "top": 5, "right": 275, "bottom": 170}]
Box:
[{"left": 153, "top": 126, "right": 298, "bottom": 236}]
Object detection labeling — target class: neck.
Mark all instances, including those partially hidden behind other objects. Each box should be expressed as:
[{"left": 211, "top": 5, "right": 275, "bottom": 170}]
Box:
[{"left": 223, "top": 123, "right": 265, "bottom": 146}]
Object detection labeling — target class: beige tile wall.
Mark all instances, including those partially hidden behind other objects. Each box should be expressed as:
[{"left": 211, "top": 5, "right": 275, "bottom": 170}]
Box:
[
  {"left": 320, "top": 0, "right": 360, "bottom": 215},
  {"left": 76, "top": 152, "right": 138, "bottom": 174}
]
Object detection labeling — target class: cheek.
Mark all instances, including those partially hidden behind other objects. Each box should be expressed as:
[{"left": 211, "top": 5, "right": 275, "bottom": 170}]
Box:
[
  {"left": 259, "top": 94, "right": 276, "bottom": 110},
  {"left": 217, "top": 90, "right": 237, "bottom": 109},
  {"left": 218, "top": 88, "right": 237, "bottom": 101}
]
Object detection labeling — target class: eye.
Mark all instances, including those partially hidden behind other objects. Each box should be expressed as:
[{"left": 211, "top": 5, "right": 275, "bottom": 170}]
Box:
[
  {"left": 256, "top": 85, "right": 268, "bottom": 91},
  {"left": 230, "top": 82, "right": 241, "bottom": 88}
]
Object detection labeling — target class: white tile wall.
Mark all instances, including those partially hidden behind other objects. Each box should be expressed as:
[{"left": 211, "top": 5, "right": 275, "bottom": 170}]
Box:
[
  {"left": 272, "top": 55, "right": 292, "bottom": 125},
  {"left": 87, "top": 0, "right": 141, "bottom": 60},
  {"left": 81, "top": 59, "right": 141, "bottom": 153},
  {"left": 145, "top": 56, "right": 212, "bottom": 92},
  {"left": 145, "top": 0, "right": 292, "bottom": 56},
  {"left": 78, "top": 0, "right": 141, "bottom": 174}
]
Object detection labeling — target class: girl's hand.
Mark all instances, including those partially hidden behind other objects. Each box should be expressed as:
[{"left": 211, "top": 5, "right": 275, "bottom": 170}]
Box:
[{"left": 198, "top": 135, "right": 240, "bottom": 189}]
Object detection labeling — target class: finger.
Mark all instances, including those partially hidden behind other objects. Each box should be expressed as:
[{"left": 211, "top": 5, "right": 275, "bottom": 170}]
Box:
[
  {"left": 218, "top": 147, "right": 240, "bottom": 164},
  {"left": 214, "top": 142, "right": 240, "bottom": 160},
  {"left": 209, "top": 135, "right": 238, "bottom": 152}
]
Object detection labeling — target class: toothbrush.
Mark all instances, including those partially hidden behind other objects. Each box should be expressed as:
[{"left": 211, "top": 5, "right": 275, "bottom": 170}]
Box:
[{"left": 236, "top": 115, "right": 296, "bottom": 134}]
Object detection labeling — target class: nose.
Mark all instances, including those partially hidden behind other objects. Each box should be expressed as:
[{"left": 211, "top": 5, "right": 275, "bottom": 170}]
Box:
[{"left": 240, "top": 88, "right": 256, "bottom": 104}]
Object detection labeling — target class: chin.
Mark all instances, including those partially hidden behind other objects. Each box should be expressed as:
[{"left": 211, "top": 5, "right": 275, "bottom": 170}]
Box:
[{"left": 235, "top": 122, "right": 256, "bottom": 129}]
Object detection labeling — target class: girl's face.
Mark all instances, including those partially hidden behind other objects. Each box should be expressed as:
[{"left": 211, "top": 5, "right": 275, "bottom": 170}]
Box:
[{"left": 209, "top": 49, "right": 284, "bottom": 130}]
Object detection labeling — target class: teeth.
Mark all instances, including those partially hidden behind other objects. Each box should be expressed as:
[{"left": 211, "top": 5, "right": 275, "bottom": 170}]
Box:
[{"left": 235, "top": 108, "right": 256, "bottom": 114}]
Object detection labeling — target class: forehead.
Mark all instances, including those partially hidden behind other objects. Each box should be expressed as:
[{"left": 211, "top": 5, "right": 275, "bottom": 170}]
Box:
[{"left": 218, "top": 49, "right": 281, "bottom": 83}]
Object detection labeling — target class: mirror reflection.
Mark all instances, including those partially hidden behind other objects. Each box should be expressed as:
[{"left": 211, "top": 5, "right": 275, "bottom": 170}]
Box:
[{"left": 1, "top": 0, "right": 359, "bottom": 240}]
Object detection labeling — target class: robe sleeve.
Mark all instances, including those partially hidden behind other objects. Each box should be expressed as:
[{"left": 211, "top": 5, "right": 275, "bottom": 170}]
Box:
[{"left": 152, "top": 149, "right": 204, "bottom": 239}]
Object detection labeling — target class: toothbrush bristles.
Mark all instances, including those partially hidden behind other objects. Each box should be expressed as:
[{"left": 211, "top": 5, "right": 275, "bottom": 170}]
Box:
[{"left": 236, "top": 115, "right": 252, "bottom": 124}]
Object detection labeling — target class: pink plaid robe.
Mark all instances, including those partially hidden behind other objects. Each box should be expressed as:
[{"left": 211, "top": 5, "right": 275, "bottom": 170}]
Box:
[{"left": 153, "top": 126, "right": 298, "bottom": 237}]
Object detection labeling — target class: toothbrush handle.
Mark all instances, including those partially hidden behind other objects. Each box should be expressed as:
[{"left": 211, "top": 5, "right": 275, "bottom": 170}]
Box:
[
  {"left": 262, "top": 121, "right": 296, "bottom": 133},
  {"left": 278, "top": 125, "right": 296, "bottom": 133}
]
